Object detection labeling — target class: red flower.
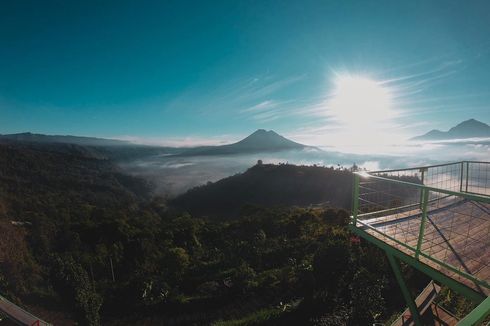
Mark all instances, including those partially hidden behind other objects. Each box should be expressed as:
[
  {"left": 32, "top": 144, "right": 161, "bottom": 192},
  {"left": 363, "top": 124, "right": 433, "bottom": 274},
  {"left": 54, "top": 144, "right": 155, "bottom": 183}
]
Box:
[{"left": 350, "top": 236, "right": 361, "bottom": 244}]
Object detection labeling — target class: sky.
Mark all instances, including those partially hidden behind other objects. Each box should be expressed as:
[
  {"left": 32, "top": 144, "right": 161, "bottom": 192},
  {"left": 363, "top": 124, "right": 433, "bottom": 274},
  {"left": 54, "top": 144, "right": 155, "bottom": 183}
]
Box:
[{"left": 1, "top": 0, "right": 490, "bottom": 147}]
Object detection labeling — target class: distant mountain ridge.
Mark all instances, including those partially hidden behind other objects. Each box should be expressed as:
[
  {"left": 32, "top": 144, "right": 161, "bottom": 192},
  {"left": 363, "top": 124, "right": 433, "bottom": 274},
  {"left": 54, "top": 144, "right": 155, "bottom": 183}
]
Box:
[
  {"left": 0, "top": 130, "right": 317, "bottom": 160},
  {"left": 177, "top": 129, "right": 315, "bottom": 156},
  {"left": 0, "top": 132, "right": 186, "bottom": 161},
  {"left": 0, "top": 129, "right": 315, "bottom": 156},
  {"left": 0, "top": 132, "right": 130, "bottom": 146},
  {"left": 411, "top": 119, "right": 490, "bottom": 141}
]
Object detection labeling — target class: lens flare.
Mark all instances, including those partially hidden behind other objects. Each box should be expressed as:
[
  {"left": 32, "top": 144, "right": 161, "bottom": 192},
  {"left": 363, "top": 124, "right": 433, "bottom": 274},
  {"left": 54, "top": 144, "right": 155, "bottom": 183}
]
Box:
[{"left": 328, "top": 75, "right": 394, "bottom": 127}]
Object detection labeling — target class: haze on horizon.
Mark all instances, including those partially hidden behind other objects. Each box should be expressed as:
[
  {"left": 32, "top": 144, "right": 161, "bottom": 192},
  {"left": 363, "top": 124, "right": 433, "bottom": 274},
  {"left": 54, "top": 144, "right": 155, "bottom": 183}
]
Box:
[{"left": 1, "top": 0, "right": 490, "bottom": 150}]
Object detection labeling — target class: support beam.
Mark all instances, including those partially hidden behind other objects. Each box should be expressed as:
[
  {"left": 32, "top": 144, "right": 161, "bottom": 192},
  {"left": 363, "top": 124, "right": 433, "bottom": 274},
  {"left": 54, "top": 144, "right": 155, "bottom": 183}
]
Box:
[
  {"left": 457, "top": 295, "right": 490, "bottom": 326},
  {"left": 387, "top": 253, "right": 422, "bottom": 326}
]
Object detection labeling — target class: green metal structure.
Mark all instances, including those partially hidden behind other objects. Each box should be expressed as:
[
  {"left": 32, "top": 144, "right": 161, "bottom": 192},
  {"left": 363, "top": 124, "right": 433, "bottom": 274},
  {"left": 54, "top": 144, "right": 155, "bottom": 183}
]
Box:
[{"left": 349, "top": 161, "right": 490, "bottom": 325}]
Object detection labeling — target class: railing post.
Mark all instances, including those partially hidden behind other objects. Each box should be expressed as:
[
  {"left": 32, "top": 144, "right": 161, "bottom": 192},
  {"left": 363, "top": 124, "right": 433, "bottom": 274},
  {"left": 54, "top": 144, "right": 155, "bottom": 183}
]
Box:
[
  {"left": 418, "top": 168, "right": 427, "bottom": 209},
  {"left": 352, "top": 173, "right": 360, "bottom": 226},
  {"left": 460, "top": 161, "right": 464, "bottom": 192},
  {"left": 465, "top": 161, "right": 470, "bottom": 193},
  {"left": 416, "top": 188, "right": 429, "bottom": 260}
]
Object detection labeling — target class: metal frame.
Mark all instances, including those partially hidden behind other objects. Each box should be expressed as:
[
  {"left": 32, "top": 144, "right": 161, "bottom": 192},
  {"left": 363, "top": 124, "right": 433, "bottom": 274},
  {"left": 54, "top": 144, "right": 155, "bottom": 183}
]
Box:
[
  {"left": 350, "top": 161, "right": 490, "bottom": 325},
  {"left": 387, "top": 253, "right": 422, "bottom": 325}
]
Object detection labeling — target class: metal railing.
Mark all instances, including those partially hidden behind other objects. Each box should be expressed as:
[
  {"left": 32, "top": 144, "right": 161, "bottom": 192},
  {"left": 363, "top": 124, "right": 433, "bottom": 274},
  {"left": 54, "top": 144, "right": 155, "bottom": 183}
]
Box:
[
  {"left": 0, "top": 294, "right": 52, "bottom": 326},
  {"left": 351, "top": 161, "right": 490, "bottom": 293}
]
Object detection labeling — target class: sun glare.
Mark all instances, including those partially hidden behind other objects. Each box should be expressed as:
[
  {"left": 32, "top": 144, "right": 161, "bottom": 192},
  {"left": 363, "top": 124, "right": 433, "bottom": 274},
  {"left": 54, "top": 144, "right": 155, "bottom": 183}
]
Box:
[
  {"left": 328, "top": 75, "right": 394, "bottom": 127},
  {"left": 324, "top": 74, "right": 405, "bottom": 151}
]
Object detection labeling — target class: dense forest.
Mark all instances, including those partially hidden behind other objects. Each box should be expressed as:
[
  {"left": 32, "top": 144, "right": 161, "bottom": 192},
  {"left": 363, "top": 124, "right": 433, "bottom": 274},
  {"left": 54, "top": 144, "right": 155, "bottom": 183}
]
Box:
[
  {"left": 172, "top": 163, "right": 353, "bottom": 217},
  {"left": 0, "top": 140, "right": 479, "bottom": 325}
]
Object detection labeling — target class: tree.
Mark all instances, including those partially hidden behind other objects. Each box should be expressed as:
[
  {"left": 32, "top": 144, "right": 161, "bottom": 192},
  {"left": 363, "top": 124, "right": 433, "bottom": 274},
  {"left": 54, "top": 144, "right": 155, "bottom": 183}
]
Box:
[
  {"left": 313, "top": 240, "right": 350, "bottom": 292},
  {"left": 348, "top": 267, "right": 386, "bottom": 325},
  {"left": 232, "top": 262, "right": 257, "bottom": 294},
  {"left": 163, "top": 247, "right": 190, "bottom": 283},
  {"left": 51, "top": 255, "right": 102, "bottom": 326}
]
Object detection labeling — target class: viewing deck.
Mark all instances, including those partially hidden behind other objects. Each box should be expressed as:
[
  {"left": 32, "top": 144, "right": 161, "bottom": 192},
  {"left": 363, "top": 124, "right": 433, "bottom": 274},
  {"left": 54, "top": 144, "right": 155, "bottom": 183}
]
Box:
[
  {"left": 350, "top": 161, "right": 490, "bottom": 325},
  {"left": 359, "top": 199, "right": 490, "bottom": 296}
]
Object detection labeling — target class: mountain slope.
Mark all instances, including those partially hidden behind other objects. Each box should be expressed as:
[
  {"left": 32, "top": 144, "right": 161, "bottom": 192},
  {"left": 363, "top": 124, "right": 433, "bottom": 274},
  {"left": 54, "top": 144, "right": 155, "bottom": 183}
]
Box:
[
  {"left": 411, "top": 119, "right": 490, "bottom": 141},
  {"left": 0, "top": 132, "right": 130, "bottom": 146},
  {"left": 0, "top": 132, "right": 184, "bottom": 161},
  {"left": 177, "top": 129, "right": 315, "bottom": 156}
]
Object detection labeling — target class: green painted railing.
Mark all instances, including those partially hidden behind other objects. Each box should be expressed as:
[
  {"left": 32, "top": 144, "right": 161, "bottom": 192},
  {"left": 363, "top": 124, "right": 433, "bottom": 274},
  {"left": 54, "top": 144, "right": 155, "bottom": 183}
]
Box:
[
  {"left": 352, "top": 161, "right": 490, "bottom": 220},
  {"left": 351, "top": 161, "right": 490, "bottom": 292},
  {"left": 350, "top": 161, "right": 490, "bottom": 324}
]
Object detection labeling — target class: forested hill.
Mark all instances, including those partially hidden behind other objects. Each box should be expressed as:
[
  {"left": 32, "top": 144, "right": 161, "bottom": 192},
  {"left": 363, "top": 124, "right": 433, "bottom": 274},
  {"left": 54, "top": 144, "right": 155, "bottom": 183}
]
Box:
[
  {"left": 0, "top": 141, "right": 156, "bottom": 324},
  {"left": 172, "top": 164, "right": 354, "bottom": 217},
  {"left": 0, "top": 141, "right": 151, "bottom": 217}
]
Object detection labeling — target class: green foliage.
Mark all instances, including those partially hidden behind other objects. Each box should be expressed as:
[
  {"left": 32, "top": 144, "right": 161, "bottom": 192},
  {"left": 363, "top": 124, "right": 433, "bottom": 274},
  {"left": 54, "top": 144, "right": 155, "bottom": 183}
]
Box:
[
  {"left": 0, "top": 141, "right": 429, "bottom": 325},
  {"left": 348, "top": 268, "right": 386, "bottom": 324},
  {"left": 51, "top": 255, "right": 102, "bottom": 326},
  {"left": 163, "top": 247, "right": 191, "bottom": 282},
  {"left": 435, "top": 287, "right": 478, "bottom": 319},
  {"left": 232, "top": 262, "right": 258, "bottom": 294},
  {"left": 172, "top": 164, "right": 353, "bottom": 217},
  {"left": 313, "top": 239, "right": 350, "bottom": 291},
  {"left": 212, "top": 307, "right": 282, "bottom": 326}
]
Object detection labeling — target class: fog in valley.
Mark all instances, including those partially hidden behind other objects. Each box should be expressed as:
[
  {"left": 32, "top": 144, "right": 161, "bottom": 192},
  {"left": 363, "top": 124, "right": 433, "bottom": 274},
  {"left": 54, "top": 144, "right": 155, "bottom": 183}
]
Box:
[{"left": 118, "top": 138, "right": 490, "bottom": 196}]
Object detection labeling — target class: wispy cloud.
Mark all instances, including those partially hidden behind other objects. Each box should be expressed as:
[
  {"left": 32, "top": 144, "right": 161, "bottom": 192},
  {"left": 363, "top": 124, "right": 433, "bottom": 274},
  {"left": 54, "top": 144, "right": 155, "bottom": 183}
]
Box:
[
  {"left": 251, "top": 110, "right": 281, "bottom": 123},
  {"left": 164, "top": 73, "right": 307, "bottom": 120},
  {"left": 240, "top": 100, "right": 279, "bottom": 113},
  {"left": 232, "top": 75, "right": 306, "bottom": 103}
]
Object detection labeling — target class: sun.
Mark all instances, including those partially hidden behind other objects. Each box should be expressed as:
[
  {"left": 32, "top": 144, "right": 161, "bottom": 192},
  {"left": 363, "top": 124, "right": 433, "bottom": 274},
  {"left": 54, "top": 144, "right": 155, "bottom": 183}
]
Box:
[{"left": 328, "top": 75, "right": 394, "bottom": 128}]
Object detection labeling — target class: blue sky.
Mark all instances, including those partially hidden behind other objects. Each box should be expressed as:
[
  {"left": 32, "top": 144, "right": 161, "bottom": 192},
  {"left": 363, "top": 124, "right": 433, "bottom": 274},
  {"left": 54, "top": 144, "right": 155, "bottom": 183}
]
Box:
[{"left": 1, "top": 0, "right": 490, "bottom": 146}]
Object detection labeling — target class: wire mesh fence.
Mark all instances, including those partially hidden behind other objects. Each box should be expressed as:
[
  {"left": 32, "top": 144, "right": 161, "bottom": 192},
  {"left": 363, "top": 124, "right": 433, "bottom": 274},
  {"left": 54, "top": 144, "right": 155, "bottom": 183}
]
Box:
[
  {"left": 352, "top": 161, "right": 490, "bottom": 295},
  {"left": 465, "top": 161, "right": 490, "bottom": 196}
]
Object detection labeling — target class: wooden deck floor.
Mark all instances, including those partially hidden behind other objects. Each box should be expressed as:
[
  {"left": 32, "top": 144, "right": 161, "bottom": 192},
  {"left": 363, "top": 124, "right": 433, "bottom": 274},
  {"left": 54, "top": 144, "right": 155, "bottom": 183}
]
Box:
[{"left": 359, "top": 199, "right": 490, "bottom": 296}]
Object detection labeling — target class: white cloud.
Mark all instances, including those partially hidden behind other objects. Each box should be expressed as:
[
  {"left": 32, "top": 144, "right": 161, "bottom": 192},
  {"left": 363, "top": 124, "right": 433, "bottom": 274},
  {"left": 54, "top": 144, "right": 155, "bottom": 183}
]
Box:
[
  {"left": 240, "top": 100, "right": 278, "bottom": 113},
  {"left": 115, "top": 134, "right": 240, "bottom": 147},
  {"left": 164, "top": 73, "right": 306, "bottom": 120}
]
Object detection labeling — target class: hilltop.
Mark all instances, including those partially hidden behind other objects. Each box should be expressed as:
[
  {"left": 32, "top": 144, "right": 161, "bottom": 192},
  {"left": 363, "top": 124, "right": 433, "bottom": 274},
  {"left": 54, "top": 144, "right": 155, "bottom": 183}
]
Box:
[{"left": 172, "top": 163, "right": 353, "bottom": 217}]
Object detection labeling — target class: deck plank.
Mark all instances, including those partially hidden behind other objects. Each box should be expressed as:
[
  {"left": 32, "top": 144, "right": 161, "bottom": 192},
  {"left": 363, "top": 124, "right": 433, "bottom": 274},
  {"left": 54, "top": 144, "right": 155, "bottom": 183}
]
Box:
[{"left": 360, "top": 200, "right": 490, "bottom": 296}]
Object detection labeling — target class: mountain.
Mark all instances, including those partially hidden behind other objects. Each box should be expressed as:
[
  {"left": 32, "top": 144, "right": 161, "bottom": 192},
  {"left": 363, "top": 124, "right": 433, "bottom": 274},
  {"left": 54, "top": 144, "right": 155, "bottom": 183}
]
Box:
[
  {"left": 0, "top": 132, "right": 131, "bottom": 146},
  {"left": 411, "top": 119, "right": 490, "bottom": 141},
  {"left": 178, "top": 129, "right": 316, "bottom": 156}
]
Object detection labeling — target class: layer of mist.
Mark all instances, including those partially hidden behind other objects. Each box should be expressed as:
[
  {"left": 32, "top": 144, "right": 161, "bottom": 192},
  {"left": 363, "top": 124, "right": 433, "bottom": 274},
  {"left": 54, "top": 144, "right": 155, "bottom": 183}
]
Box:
[{"left": 118, "top": 139, "right": 489, "bottom": 197}]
